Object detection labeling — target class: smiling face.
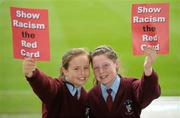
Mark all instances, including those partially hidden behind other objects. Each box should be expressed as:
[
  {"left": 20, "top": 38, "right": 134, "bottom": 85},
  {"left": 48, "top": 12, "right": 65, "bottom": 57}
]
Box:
[
  {"left": 92, "top": 55, "right": 118, "bottom": 88},
  {"left": 62, "top": 54, "right": 90, "bottom": 87}
]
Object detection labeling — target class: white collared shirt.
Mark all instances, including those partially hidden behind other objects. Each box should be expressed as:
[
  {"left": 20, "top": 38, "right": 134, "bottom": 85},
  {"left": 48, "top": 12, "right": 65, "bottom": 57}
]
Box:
[{"left": 66, "top": 83, "right": 81, "bottom": 99}]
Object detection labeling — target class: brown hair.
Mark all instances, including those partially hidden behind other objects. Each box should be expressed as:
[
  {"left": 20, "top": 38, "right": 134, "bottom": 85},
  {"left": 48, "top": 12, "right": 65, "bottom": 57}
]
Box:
[
  {"left": 60, "top": 48, "right": 90, "bottom": 77},
  {"left": 90, "top": 45, "right": 118, "bottom": 64}
]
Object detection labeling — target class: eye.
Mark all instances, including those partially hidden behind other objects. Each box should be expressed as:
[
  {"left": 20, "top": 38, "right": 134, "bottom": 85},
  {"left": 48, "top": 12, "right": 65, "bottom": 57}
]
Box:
[
  {"left": 93, "top": 66, "right": 99, "bottom": 71},
  {"left": 103, "top": 63, "right": 110, "bottom": 69},
  {"left": 73, "top": 67, "right": 79, "bottom": 71},
  {"left": 84, "top": 66, "right": 89, "bottom": 70}
]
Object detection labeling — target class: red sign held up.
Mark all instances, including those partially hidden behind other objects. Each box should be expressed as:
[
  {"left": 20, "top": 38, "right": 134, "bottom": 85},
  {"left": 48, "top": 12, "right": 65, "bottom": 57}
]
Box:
[
  {"left": 131, "top": 3, "right": 169, "bottom": 55},
  {"left": 10, "top": 7, "right": 50, "bottom": 61}
]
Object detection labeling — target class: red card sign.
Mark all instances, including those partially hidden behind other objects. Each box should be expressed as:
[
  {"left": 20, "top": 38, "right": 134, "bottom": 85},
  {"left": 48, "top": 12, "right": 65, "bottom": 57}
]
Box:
[
  {"left": 132, "top": 3, "right": 169, "bottom": 55},
  {"left": 10, "top": 7, "right": 50, "bottom": 61}
]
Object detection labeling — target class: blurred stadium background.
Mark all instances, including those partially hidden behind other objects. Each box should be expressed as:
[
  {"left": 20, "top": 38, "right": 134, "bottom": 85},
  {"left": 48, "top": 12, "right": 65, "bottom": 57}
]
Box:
[{"left": 0, "top": 0, "right": 180, "bottom": 117}]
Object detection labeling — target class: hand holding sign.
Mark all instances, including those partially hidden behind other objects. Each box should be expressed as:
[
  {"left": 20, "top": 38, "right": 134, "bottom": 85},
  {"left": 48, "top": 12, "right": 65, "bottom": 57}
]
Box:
[
  {"left": 23, "top": 58, "right": 36, "bottom": 78},
  {"left": 143, "top": 46, "right": 157, "bottom": 76}
]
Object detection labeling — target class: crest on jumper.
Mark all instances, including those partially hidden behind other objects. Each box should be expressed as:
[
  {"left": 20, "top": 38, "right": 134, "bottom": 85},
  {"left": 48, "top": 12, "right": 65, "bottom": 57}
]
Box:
[{"left": 124, "top": 99, "right": 134, "bottom": 115}]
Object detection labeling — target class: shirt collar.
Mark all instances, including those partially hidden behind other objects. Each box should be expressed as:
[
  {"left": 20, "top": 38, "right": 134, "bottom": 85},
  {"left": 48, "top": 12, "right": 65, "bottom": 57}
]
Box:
[{"left": 65, "top": 82, "right": 81, "bottom": 97}]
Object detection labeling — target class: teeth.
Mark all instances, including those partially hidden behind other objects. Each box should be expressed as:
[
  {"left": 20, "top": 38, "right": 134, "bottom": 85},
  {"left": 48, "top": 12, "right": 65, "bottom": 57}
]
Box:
[
  {"left": 80, "top": 77, "right": 85, "bottom": 80},
  {"left": 100, "top": 75, "right": 107, "bottom": 79}
]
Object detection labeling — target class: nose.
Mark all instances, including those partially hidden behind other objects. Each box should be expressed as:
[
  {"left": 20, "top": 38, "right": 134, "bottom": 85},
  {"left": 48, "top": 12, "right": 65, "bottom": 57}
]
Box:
[
  {"left": 99, "top": 67, "right": 104, "bottom": 74},
  {"left": 80, "top": 68, "right": 85, "bottom": 76}
]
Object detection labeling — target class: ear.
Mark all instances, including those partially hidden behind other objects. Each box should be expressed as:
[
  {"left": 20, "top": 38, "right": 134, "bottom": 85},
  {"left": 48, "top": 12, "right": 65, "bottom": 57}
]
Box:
[
  {"left": 115, "top": 60, "right": 120, "bottom": 72},
  {"left": 61, "top": 67, "right": 68, "bottom": 77}
]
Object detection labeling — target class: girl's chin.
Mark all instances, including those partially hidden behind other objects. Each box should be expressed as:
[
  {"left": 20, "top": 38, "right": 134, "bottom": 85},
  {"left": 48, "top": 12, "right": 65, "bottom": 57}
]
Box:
[
  {"left": 101, "top": 80, "right": 109, "bottom": 85},
  {"left": 102, "top": 79, "right": 113, "bottom": 85},
  {"left": 77, "top": 81, "right": 86, "bottom": 86}
]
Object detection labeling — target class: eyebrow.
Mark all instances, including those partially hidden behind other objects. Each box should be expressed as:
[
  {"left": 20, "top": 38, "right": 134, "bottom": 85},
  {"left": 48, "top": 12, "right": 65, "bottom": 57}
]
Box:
[
  {"left": 93, "top": 62, "right": 111, "bottom": 67},
  {"left": 71, "top": 64, "right": 89, "bottom": 68}
]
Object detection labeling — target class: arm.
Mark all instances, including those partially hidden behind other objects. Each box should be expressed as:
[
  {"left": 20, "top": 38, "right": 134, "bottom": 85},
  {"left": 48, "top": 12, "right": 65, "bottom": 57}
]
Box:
[
  {"left": 23, "top": 58, "right": 62, "bottom": 103},
  {"left": 133, "top": 71, "right": 161, "bottom": 109},
  {"left": 132, "top": 47, "right": 161, "bottom": 108}
]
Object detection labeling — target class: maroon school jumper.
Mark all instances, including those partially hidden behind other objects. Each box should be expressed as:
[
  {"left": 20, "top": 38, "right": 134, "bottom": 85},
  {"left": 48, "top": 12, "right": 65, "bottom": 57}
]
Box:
[
  {"left": 26, "top": 69, "right": 87, "bottom": 118},
  {"left": 88, "top": 70, "right": 161, "bottom": 118}
]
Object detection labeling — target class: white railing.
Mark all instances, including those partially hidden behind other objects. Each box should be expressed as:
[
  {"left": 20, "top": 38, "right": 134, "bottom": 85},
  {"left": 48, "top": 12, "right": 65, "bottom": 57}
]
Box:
[{"left": 141, "top": 96, "right": 180, "bottom": 118}]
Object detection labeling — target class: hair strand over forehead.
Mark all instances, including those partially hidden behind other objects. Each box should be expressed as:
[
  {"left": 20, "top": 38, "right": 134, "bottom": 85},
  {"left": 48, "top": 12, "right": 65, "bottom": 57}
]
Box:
[{"left": 90, "top": 45, "right": 118, "bottom": 62}]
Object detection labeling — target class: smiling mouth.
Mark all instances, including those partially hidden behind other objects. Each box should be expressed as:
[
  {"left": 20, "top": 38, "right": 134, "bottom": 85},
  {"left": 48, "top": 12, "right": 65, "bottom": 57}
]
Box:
[
  {"left": 100, "top": 75, "right": 108, "bottom": 80},
  {"left": 79, "top": 77, "right": 86, "bottom": 81}
]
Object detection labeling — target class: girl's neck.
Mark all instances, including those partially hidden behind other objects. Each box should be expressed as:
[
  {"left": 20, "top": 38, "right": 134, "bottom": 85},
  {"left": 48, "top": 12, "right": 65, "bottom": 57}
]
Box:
[{"left": 106, "top": 78, "right": 116, "bottom": 89}]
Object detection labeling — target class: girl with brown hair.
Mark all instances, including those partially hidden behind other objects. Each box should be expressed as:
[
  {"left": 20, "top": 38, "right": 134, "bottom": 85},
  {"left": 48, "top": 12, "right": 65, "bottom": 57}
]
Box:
[{"left": 23, "top": 48, "right": 90, "bottom": 118}]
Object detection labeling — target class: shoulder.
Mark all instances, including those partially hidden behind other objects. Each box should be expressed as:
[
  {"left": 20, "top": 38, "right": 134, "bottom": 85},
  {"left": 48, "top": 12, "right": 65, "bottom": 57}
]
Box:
[
  {"left": 121, "top": 76, "right": 138, "bottom": 84},
  {"left": 88, "top": 85, "right": 101, "bottom": 97},
  {"left": 81, "top": 87, "right": 88, "bottom": 95},
  {"left": 52, "top": 78, "right": 67, "bottom": 92},
  {"left": 89, "top": 85, "right": 100, "bottom": 92},
  {"left": 120, "top": 76, "right": 140, "bottom": 89},
  {"left": 54, "top": 78, "right": 64, "bottom": 84}
]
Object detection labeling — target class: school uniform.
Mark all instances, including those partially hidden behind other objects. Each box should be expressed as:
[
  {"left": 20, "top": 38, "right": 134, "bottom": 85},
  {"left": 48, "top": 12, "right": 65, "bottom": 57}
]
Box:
[
  {"left": 88, "top": 70, "right": 161, "bottom": 118},
  {"left": 26, "top": 69, "right": 87, "bottom": 118}
]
